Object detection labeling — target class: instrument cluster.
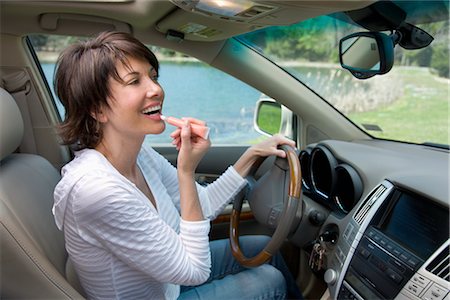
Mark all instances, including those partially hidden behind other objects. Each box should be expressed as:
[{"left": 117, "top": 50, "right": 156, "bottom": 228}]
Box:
[{"left": 299, "top": 144, "right": 363, "bottom": 214}]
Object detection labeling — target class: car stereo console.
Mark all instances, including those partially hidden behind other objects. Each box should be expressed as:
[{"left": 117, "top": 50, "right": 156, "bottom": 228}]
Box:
[{"left": 326, "top": 180, "right": 450, "bottom": 300}]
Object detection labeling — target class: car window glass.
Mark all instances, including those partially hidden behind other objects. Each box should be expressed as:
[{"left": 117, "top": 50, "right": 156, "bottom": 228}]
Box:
[
  {"left": 28, "top": 34, "right": 268, "bottom": 145},
  {"left": 238, "top": 13, "right": 449, "bottom": 147}
]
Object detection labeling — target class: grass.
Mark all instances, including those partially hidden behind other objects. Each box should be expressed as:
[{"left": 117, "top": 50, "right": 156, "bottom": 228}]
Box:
[
  {"left": 349, "top": 67, "right": 449, "bottom": 145},
  {"left": 253, "top": 67, "right": 449, "bottom": 146}
]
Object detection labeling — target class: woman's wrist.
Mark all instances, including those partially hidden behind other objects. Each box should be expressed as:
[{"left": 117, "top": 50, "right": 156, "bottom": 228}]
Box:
[
  {"left": 177, "top": 171, "right": 204, "bottom": 221},
  {"left": 233, "top": 147, "right": 258, "bottom": 178},
  {"left": 177, "top": 169, "right": 195, "bottom": 178}
]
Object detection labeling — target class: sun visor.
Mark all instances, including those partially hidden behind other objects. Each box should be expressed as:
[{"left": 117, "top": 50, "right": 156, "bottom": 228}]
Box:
[{"left": 40, "top": 13, "right": 131, "bottom": 35}]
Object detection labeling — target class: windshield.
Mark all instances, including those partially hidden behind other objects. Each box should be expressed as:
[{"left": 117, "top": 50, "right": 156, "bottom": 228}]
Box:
[{"left": 238, "top": 1, "right": 449, "bottom": 147}]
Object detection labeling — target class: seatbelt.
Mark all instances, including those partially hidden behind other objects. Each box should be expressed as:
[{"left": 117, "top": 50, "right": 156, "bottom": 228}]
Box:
[{"left": 2, "top": 71, "right": 38, "bottom": 154}]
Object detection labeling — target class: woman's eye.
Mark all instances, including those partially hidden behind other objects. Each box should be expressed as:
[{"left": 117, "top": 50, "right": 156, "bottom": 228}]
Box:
[
  {"left": 150, "top": 74, "right": 159, "bottom": 82},
  {"left": 128, "top": 79, "right": 139, "bottom": 85}
]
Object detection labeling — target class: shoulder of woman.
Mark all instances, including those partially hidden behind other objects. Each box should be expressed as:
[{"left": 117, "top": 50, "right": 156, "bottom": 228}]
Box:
[
  {"left": 62, "top": 150, "right": 137, "bottom": 208},
  {"left": 70, "top": 171, "right": 148, "bottom": 221}
]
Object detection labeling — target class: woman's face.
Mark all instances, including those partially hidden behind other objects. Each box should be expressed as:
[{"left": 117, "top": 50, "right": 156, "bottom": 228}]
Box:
[{"left": 99, "top": 56, "right": 166, "bottom": 141}]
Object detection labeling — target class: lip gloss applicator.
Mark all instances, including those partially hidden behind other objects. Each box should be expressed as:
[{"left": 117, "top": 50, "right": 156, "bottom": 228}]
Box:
[{"left": 161, "top": 115, "right": 210, "bottom": 139}]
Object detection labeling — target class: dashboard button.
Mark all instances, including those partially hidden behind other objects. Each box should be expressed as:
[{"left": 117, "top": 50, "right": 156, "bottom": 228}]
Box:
[
  {"left": 324, "top": 269, "right": 338, "bottom": 285},
  {"left": 411, "top": 274, "right": 430, "bottom": 287},
  {"left": 400, "top": 253, "right": 410, "bottom": 262},
  {"left": 423, "top": 283, "right": 447, "bottom": 300},
  {"left": 387, "top": 268, "right": 403, "bottom": 284},
  {"left": 386, "top": 243, "right": 394, "bottom": 252},
  {"left": 267, "top": 208, "right": 280, "bottom": 226},
  {"left": 359, "top": 248, "right": 371, "bottom": 259},
  {"left": 393, "top": 247, "right": 402, "bottom": 256},
  {"left": 344, "top": 223, "right": 354, "bottom": 240},
  {"left": 406, "top": 282, "right": 424, "bottom": 296},
  {"left": 367, "top": 242, "right": 376, "bottom": 251},
  {"left": 389, "top": 258, "right": 406, "bottom": 273},
  {"left": 407, "top": 257, "right": 421, "bottom": 268}
]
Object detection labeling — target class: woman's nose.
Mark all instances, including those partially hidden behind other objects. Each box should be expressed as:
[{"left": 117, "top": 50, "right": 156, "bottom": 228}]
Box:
[{"left": 145, "top": 78, "right": 163, "bottom": 98}]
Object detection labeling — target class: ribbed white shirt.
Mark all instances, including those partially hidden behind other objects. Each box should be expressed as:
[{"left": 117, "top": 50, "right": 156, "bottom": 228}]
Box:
[{"left": 53, "top": 146, "right": 247, "bottom": 299}]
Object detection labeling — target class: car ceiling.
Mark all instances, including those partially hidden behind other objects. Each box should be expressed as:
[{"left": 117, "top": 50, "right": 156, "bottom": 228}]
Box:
[{"left": 1, "top": 0, "right": 375, "bottom": 43}]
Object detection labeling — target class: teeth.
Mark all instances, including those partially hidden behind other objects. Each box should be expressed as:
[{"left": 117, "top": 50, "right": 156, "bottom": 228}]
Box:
[{"left": 142, "top": 105, "right": 161, "bottom": 114}]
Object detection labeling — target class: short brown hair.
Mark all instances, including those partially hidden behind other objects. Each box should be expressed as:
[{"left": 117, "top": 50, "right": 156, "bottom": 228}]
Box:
[{"left": 54, "top": 31, "right": 159, "bottom": 149}]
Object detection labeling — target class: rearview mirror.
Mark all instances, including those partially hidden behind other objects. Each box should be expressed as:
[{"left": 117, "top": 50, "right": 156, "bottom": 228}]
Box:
[{"left": 339, "top": 32, "right": 394, "bottom": 79}]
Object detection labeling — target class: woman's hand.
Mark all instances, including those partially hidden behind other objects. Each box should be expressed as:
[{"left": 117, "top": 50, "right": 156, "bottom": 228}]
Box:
[
  {"left": 233, "top": 134, "right": 296, "bottom": 178},
  {"left": 249, "top": 133, "right": 296, "bottom": 159},
  {"left": 170, "top": 118, "right": 211, "bottom": 174},
  {"left": 170, "top": 118, "right": 209, "bottom": 221}
]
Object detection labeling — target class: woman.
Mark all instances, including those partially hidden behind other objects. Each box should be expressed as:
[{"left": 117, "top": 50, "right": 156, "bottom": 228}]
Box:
[{"left": 52, "top": 31, "right": 301, "bottom": 299}]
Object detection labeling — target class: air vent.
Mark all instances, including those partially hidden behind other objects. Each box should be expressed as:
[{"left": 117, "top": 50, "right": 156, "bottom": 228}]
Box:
[
  {"left": 354, "top": 184, "right": 387, "bottom": 225},
  {"left": 426, "top": 245, "right": 450, "bottom": 281}
]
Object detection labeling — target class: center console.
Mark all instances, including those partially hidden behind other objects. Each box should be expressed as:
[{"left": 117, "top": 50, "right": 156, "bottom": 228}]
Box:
[{"left": 326, "top": 180, "right": 450, "bottom": 300}]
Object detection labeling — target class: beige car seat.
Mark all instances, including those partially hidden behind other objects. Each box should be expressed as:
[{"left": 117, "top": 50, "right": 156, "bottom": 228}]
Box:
[{"left": 0, "top": 87, "right": 85, "bottom": 299}]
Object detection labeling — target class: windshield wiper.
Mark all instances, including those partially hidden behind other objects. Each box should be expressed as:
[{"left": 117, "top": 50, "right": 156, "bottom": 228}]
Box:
[{"left": 421, "top": 142, "right": 450, "bottom": 150}]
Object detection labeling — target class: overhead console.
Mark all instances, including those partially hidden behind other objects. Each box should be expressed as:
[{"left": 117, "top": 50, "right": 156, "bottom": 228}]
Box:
[
  {"left": 326, "top": 180, "right": 450, "bottom": 300},
  {"left": 157, "top": 0, "right": 375, "bottom": 41}
]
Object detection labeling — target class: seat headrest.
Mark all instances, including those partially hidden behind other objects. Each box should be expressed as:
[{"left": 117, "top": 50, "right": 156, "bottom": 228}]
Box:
[{"left": 0, "top": 87, "right": 24, "bottom": 161}]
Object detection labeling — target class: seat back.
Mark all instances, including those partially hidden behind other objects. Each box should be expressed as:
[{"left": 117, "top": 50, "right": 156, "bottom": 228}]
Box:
[{"left": 0, "top": 87, "right": 85, "bottom": 299}]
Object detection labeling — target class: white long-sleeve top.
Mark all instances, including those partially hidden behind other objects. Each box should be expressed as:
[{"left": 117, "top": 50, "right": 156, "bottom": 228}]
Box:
[{"left": 53, "top": 146, "right": 247, "bottom": 300}]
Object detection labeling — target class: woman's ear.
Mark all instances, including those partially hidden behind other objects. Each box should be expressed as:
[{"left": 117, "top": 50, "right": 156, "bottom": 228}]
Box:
[{"left": 91, "top": 108, "right": 108, "bottom": 123}]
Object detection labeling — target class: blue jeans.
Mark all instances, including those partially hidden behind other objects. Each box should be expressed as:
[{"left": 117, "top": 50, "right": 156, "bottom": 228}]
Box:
[{"left": 178, "top": 235, "right": 302, "bottom": 300}]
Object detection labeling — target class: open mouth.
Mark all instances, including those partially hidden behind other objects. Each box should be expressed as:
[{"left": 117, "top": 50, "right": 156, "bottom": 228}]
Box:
[{"left": 142, "top": 104, "right": 161, "bottom": 116}]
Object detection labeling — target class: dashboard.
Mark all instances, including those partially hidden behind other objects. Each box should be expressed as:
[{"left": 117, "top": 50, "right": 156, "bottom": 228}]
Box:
[{"left": 290, "top": 139, "right": 450, "bottom": 300}]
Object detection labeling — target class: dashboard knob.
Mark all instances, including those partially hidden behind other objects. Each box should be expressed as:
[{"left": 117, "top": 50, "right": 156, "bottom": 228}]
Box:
[
  {"left": 309, "top": 210, "right": 326, "bottom": 226},
  {"left": 324, "top": 269, "right": 338, "bottom": 285}
]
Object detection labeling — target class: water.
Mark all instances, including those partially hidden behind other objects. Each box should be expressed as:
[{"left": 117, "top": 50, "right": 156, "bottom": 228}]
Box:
[
  {"left": 41, "top": 61, "right": 371, "bottom": 145},
  {"left": 41, "top": 61, "right": 263, "bottom": 144}
]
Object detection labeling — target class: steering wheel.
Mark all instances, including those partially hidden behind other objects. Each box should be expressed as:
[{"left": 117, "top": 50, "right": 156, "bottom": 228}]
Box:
[{"left": 230, "top": 144, "right": 302, "bottom": 267}]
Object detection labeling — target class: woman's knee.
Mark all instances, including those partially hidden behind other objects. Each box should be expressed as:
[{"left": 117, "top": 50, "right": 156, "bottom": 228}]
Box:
[
  {"left": 256, "top": 264, "right": 286, "bottom": 288},
  {"left": 245, "top": 264, "right": 287, "bottom": 299},
  {"left": 179, "top": 264, "right": 286, "bottom": 300}
]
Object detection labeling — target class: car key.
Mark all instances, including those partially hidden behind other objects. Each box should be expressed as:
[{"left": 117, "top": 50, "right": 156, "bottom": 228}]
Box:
[{"left": 309, "top": 241, "right": 324, "bottom": 271}]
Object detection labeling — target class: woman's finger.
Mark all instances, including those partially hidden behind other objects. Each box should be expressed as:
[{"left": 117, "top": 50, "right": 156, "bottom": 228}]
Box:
[
  {"left": 179, "top": 120, "right": 192, "bottom": 146},
  {"left": 181, "top": 117, "right": 206, "bottom": 126},
  {"left": 275, "top": 149, "right": 287, "bottom": 158},
  {"left": 275, "top": 134, "right": 295, "bottom": 146},
  {"left": 170, "top": 128, "right": 181, "bottom": 138}
]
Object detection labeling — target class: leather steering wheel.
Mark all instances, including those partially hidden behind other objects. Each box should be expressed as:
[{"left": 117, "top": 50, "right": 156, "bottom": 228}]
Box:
[{"left": 230, "top": 144, "right": 302, "bottom": 267}]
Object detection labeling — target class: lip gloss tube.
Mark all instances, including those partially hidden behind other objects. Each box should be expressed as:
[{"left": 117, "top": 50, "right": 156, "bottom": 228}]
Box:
[{"left": 161, "top": 115, "right": 210, "bottom": 139}]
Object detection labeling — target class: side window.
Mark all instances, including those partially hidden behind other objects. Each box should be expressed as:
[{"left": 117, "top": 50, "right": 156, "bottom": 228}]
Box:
[{"left": 28, "top": 34, "right": 267, "bottom": 145}]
